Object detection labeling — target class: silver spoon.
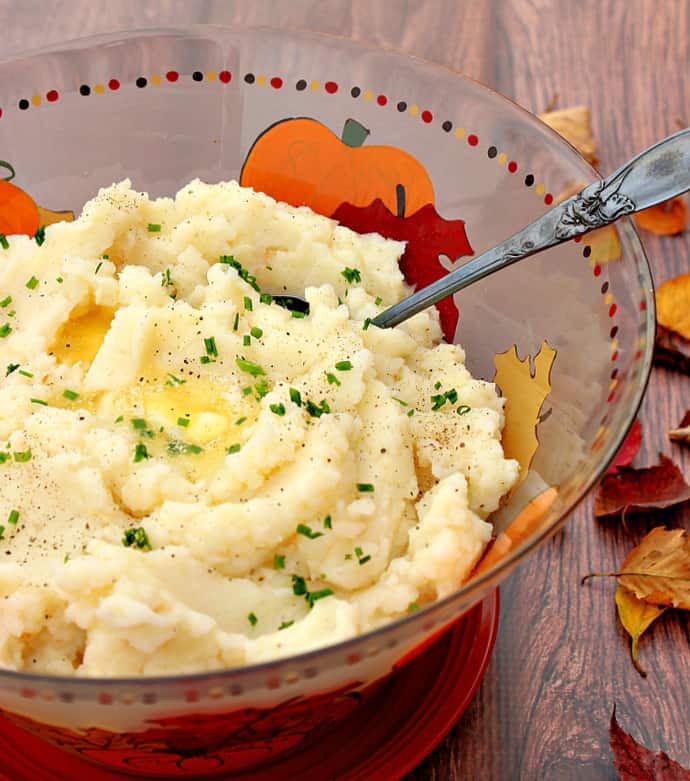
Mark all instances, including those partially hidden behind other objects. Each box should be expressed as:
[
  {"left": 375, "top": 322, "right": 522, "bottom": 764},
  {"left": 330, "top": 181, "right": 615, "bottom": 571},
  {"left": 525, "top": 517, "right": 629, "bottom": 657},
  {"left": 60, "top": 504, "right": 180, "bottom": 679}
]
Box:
[{"left": 274, "top": 128, "right": 689, "bottom": 325}]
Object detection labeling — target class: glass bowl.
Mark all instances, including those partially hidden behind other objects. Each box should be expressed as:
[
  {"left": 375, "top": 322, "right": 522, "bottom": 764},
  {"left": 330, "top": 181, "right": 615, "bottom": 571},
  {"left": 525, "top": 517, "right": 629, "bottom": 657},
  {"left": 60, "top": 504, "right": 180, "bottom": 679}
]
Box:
[{"left": 0, "top": 26, "right": 653, "bottom": 777}]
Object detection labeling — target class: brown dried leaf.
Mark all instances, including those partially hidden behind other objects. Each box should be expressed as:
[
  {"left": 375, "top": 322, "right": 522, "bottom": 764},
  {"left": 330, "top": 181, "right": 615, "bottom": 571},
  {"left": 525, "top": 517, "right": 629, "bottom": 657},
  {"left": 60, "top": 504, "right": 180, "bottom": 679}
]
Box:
[
  {"left": 634, "top": 197, "right": 688, "bottom": 236},
  {"left": 618, "top": 527, "right": 690, "bottom": 609},
  {"left": 538, "top": 105, "right": 599, "bottom": 166},
  {"left": 668, "top": 410, "right": 690, "bottom": 443},
  {"left": 610, "top": 707, "right": 690, "bottom": 780},
  {"left": 656, "top": 273, "right": 690, "bottom": 341},
  {"left": 614, "top": 586, "right": 666, "bottom": 677},
  {"left": 655, "top": 325, "right": 690, "bottom": 374},
  {"left": 594, "top": 454, "right": 690, "bottom": 519}
]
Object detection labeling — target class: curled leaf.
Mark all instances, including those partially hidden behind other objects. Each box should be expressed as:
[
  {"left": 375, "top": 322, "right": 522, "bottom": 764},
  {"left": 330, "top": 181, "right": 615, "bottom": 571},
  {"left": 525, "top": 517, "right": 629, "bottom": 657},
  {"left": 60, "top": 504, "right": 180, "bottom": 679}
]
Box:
[
  {"left": 594, "top": 454, "right": 690, "bottom": 519},
  {"left": 607, "top": 419, "right": 642, "bottom": 474},
  {"left": 538, "top": 105, "right": 599, "bottom": 166},
  {"left": 656, "top": 273, "right": 690, "bottom": 341},
  {"left": 618, "top": 527, "right": 690, "bottom": 609},
  {"left": 634, "top": 197, "right": 688, "bottom": 236},
  {"left": 610, "top": 707, "right": 690, "bottom": 780},
  {"left": 668, "top": 410, "right": 690, "bottom": 443},
  {"left": 614, "top": 586, "right": 666, "bottom": 677}
]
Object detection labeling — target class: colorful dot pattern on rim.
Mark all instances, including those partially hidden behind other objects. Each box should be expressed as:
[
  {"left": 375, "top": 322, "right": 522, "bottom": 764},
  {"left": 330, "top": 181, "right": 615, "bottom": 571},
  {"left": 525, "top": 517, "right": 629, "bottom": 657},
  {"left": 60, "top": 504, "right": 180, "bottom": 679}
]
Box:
[{"left": 0, "top": 65, "right": 643, "bottom": 449}]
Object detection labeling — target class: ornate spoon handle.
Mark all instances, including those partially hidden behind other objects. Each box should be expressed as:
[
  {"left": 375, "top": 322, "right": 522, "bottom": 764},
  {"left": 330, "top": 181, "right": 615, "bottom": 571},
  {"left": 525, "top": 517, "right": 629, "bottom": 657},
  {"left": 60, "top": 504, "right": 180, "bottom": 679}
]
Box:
[{"left": 374, "top": 127, "right": 690, "bottom": 329}]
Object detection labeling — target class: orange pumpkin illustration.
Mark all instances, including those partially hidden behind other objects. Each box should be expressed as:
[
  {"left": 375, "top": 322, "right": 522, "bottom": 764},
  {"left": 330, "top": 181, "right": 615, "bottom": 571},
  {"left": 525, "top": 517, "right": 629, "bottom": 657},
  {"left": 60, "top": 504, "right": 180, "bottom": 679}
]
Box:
[
  {"left": 240, "top": 118, "right": 435, "bottom": 218},
  {"left": 0, "top": 160, "right": 40, "bottom": 237}
]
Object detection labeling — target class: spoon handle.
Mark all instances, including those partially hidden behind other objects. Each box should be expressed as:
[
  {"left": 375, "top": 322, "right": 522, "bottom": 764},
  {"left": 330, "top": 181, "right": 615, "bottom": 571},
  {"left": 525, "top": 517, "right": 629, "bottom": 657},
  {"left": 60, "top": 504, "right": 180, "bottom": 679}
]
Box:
[{"left": 374, "top": 127, "right": 690, "bottom": 329}]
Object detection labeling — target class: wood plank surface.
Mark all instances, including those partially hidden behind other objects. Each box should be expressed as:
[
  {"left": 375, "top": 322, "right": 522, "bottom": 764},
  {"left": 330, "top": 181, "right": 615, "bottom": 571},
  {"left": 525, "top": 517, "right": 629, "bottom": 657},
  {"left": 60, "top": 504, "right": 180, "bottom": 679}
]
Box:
[{"left": 0, "top": 2, "right": 688, "bottom": 779}]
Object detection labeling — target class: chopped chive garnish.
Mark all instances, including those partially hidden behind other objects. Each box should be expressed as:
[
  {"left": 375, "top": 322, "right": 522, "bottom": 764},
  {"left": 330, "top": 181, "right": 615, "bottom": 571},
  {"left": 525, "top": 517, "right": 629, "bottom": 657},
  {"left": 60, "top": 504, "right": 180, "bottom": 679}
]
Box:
[
  {"left": 204, "top": 336, "right": 218, "bottom": 357},
  {"left": 167, "top": 440, "right": 203, "bottom": 455},
  {"left": 0, "top": 323, "right": 12, "bottom": 338},
  {"left": 457, "top": 405, "right": 472, "bottom": 415},
  {"left": 278, "top": 620, "right": 294, "bottom": 631},
  {"left": 133, "top": 443, "right": 150, "bottom": 462},
  {"left": 356, "top": 483, "right": 375, "bottom": 493},
  {"left": 250, "top": 326, "right": 263, "bottom": 339},
  {"left": 166, "top": 373, "right": 186, "bottom": 386},
  {"left": 270, "top": 403, "right": 286, "bottom": 416},
  {"left": 323, "top": 515, "right": 332, "bottom": 529},
  {"left": 375, "top": 296, "right": 383, "bottom": 305},
  {"left": 0, "top": 453, "right": 8, "bottom": 464},
  {"left": 254, "top": 379, "right": 270, "bottom": 398},
  {"left": 325, "top": 372, "right": 341, "bottom": 386},
  {"left": 248, "top": 612, "right": 258, "bottom": 626},
  {"left": 226, "top": 443, "right": 241, "bottom": 454},
  {"left": 0, "top": 526, "right": 4, "bottom": 540},
  {"left": 291, "top": 310, "right": 305, "bottom": 319},
  {"left": 362, "top": 318, "right": 372, "bottom": 331},
  {"left": 7, "top": 509, "right": 19, "bottom": 525},
  {"left": 289, "top": 388, "right": 302, "bottom": 406},
  {"left": 30, "top": 398, "right": 48, "bottom": 406},
  {"left": 13, "top": 449, "right": 32, "bottom": 463},
  {"left": 434, "top": 381, "right": 442, "bottom": 390},
  {"left": 0, "top": 296, "right": 11, "bottom": 308},
  {"left": 123, "top": 527, "right": 151, "bottom": 550},
  {"left": 56, "top": 276, "right": 63, "bottom": 283},
  {"left": 220, "top": 256, "right": 261, "bottom": 292},
  {"left": 131, "top": 418, "right": 148, "bottom": 430},
  {"left": 7, "top": 310, "right": 14, "bottom": 317},
  {"left": 243, "top": 296, "right": 253, "bottom": 311},
  {"left": 64, "top": 553, "right": 70, "bottom": 563},
  {"left": 335, "top": 360, "right": 353, "bottom": 371},
  {"left": 34, "top": 226, "right": 46, "bottom": 246},
  {"left": 392, "top": 397, "right": 409, "bottom": 406},
  {"left": 259, "top": 292, "right": 273, "bottom": 305},
  {"left": 305, "top": 399, "right": 330, "bottom": 418},
  {"left": 102, "top": 254, "right": 109, "bottom": 259},
  {"left": 308, "top": 588, "right": 334, "bottom": 607},
  {"left": 291, "top": 575, "right": 308, "bottom": 596},
  {"left": 407, "top": 409, "right": 415, "bottom": 417},
  {"left": 408, "top": 602, "right": 419, "bottom": 613},
  {"left": 354, "top": 546, "right": 363, "bottom": 557},
  {"left": 358, "top": 555, "right": 371, "bottom": 565},
  {"left": 0, "top": 235, "right": 8, "bottom": 250},
  {"left": 94, "top": 261, "right": 103, "bottom": 275},
  {"left": 243, "top": 334, "right": 251, "bottom": 346},
  {"left": 219, "top": 254, "right": 235, "bottom": 265},
  {"left": 5, "top": 363, "right": 19, "bottom": 376},
  {"left": 431, "top": 388, "right": 458, "bottom": 411},
  {"left": 177, "top": 417, "right": 190, "bottom": 427},
  {"left": 63, "top": 389, "right": 79, "bottom": 401},
  {"left": 200, "top": 355, "right": 212, "bottom": 364},
  {"left": 354, "top": 545, "right": 371, "bottom": 565},
  {"left": 274, "top": 554, "right": 285, "bottom": 569},
  {"left": 341, "top": 267, "right": 362, "bottom": 284},
  {"left": 115, "top": 415, "right": 124, "bottom": 423},
  {"left": 26, "top": 276, "right": 39, "bottom": 290},
  {"left": 345, "top": 553, "right": 353, "bottom": 560},
  {"left": 236, "top": 357, "right": 265, "bottom": 376},
  {"left": 235, "top": 416, "right": 246, "bottom": 425},
  {"left": 147, "top": 223, "right": 161, "bottom": 232},
  {"left": 242, "top": 386, "right": 253, "bottom": 396},
  {"left": 297, "top": 523, "right": 323, "bottom": 540}
]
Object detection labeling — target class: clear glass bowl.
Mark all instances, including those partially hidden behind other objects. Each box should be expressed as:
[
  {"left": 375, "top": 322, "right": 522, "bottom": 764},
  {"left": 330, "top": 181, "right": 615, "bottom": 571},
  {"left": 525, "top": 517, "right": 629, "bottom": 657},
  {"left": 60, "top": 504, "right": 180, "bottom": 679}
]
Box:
[{"left": 0, "top": 26, "right": 653, "bottom": 777}]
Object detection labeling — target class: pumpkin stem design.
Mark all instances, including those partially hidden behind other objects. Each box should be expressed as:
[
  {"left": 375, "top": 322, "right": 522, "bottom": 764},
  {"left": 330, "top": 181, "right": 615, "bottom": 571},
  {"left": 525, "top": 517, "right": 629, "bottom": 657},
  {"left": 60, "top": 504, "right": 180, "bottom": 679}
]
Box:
[
  {"left": 341, "top": 119, "right": 370, "bottom": 148},
  {"left": 395, "top": 184, "right": 406, "bottom": 219},
  {"left": 0, "top": 160, "right": 16, "bottom": 182}
]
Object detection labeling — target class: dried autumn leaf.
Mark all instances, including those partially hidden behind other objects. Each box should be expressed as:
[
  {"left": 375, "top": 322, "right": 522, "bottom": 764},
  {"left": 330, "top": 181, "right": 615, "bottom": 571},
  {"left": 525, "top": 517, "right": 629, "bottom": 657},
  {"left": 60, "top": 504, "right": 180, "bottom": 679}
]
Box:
[
  {"left": 656, "top": 273, "right": 690, "bottom": 341},
  {"left": 634, "top": 197, "right": 688, "bottom": 236},
  {"left": 669, "top": 410, "right": 690, "bottom": 443},
  {"left": 618, "top": 527, "right": 690, "bottom": 609},
  {"left": 538, "top": 105, "right": 599, "bottom": 166},
  {"left": 594, "top": 454, "right": 690, "bottom": 519},
  {"left": 607, "top": 419, "right": 642, "bottom": 474},
  {"left": 472, "top": 487, "right": 558, "bottom": 577},
  {"left": 614, "top": 585, "right": 666, "bottom": 677},
  {"left": 655, "top": 325, "right": 690, "bottom": 374},
  {"left": 610, "top": 707, "right": 690, "bottom": 780}
]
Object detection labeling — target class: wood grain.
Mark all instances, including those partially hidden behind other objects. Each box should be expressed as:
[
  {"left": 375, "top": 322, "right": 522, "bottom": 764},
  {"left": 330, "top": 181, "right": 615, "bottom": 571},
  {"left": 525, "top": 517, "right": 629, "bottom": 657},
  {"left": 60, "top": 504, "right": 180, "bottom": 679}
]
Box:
[{"left": 0, "top": 2, "right": 688, "bottom": 779}]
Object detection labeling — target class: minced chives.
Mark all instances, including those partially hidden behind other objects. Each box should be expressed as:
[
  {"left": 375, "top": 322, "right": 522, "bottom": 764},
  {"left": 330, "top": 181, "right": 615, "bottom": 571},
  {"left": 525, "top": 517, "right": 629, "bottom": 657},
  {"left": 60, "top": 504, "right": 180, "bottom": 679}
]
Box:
[
  {"left": 297, "top": 523, "right": 323, "bottom": 540},
  {"left": 13, "top": 449, "right": 31, "bottom": 463},
  {"left": 324, "top": 515, "right": 332, "bottom": 529},
  {"left": 236, "top": 357, "right": 265, "bottom": 376},
  {"left": 356, "top": 483, "right": 375, "bottom": 493},
  {"left": 326, "top": 372, "right": 341, "bottom": 386},
  {"left": 133, "top": 443, "right": 150, "bottom": 462},
  {"left": 34, "top": 226, "right": 46, "bottom": 246},
  {"left": 335, "top": 360, "right": 352, "bottom": 371},
  {"left": 254, "top": 379, "right": 269, "bottom": 398},
  {"left": 362, "top": 317, "right": 372, "bottom": 330},
  {"left": 5, "top": 363, "right": 18, "bottom": 376},
  {"left": 131, "top": 418, "right": 148, "bottom": 430},
  {"left": 94, "top": 261, "right": 103, "bottom": 275},
  {"left": 279, "top": 620, "right": 294, "bottom": 631},
  {"left": 233, "top": 313, "right": 240, "bottom": 331},
  {"left": 167, "top": 441, "right": 203, "bottom": 456},
  {"left": 0, "top": 296, "right": 11, "bottom": 308},
  {"left": 270, "top": 403, "right": 286, "bottom": 416},
  {"left": 0, "top": 526, "right": 4, "bottom": 540},
  {"left": 7, "top": 509, "right": 19, "bottom": 525},
  {"left": 341, "top": 267, "right": 362, "bottom": 284},
  {"left": 56, "top": 276, "right": 63, "bottom": 283},
  {"left": 115, "top": 415, "right": 124, "bottom": 423},
  {"left": 26, "top": 276, "right": 39, "bottom": 290},
  {"left": 274, "top": 554, "right": 285, "bottom": 569},
  {"left": 166, "top": 373, "right": 186, "bottom": 386},
  {"left": 289, "top": 388, "right": 302, "bottom": 406},
  {"left": 408, "top": 602, "right": 419, "bottom": 613},
  {"left": 291, "top": 310, "right": 305, "bottom": 319},
  {"left": 226, "top": 443, "right": 241, "bottom": 454},
  {"left": 0, "top": 235, "right": 8, "bottom": 250},
  {"left": 63, "top": 389, "right": 79, "bottom": 401},
  {"left": 248, "top": 612, "right": 258, "bottom": 627},
  {"left": 243, "top": 296, "right": 253, "bottom": 311},
  {"left": 235, "top": 416, "right": 246, "bottom": 425},
  {"left": 457, "top": 405, "right": 472, "bottom": 415},
  {"left": 250, "top": 326, "right": 263, "bottom": 339},
  {"left": 123, "top": 526, "right": 151, "bottom": 550},
  {"left": 0, "top": 324, "right": 12, "bottom": 338},
  {"left": 177, "top": 417, "right": 190, "bottom": 427},
  {"left": 242, "top": 386, "right": 253, "bottom": 396},
  {"left": 147, "top": 223, "right": 161, "bottom": 232},
  {"left": 30, "top": 398, "right": 48, "bottom": 406},
  {"left": 259, "top": 292, "right": 273, "bottom": 305},
  {"left": 243, "top": 334, "right": 251, "bottom": 346},
  {"left": 204, "top": 336, "right": 218, "bottom": 358},
  {"left": 375, "top": 296, "right": 383, "bottom": 305}
]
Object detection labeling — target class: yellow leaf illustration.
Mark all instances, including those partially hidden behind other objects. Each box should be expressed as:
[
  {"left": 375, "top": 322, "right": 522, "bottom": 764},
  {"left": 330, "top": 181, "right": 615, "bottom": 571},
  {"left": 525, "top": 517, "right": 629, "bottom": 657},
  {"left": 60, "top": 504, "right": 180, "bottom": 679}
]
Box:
[
  {"left": 494, "top": 341, "right": 556, "bottom": 484},
  {"left": 615, "top": 585, "right": 666, "bottom": 677}
]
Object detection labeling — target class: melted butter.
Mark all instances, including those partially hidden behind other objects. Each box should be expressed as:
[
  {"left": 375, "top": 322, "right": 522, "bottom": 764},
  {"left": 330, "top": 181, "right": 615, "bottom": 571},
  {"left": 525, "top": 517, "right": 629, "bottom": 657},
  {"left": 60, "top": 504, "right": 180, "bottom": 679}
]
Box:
[{"left": 50, "top": 306, "right": 115, "bottom": 368}]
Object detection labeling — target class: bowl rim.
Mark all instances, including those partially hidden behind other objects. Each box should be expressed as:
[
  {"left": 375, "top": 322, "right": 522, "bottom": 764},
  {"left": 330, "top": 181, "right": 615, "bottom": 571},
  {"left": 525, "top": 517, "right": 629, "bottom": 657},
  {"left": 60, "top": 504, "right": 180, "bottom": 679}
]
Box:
[{"left": 0, "top": 24, "right": 655, "bottom": 688}]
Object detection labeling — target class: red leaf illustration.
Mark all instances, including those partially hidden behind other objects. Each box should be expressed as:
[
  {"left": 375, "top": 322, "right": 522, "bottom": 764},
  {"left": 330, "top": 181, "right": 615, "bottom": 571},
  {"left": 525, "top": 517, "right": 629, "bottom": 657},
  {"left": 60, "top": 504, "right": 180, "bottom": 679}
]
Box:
[
  {"left": 332, "top": 197, "right": 473, "bottom": 340},
  {"left": 607, "top": 419, "right": 642, "bottom": 474}
]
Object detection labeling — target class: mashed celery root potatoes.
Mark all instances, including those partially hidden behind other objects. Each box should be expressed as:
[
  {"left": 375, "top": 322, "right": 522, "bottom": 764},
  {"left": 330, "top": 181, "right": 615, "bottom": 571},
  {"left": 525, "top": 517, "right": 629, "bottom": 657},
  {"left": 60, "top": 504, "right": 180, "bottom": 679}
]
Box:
[{"left": 0, "top": 180, "right": 518, "bottom": 676}]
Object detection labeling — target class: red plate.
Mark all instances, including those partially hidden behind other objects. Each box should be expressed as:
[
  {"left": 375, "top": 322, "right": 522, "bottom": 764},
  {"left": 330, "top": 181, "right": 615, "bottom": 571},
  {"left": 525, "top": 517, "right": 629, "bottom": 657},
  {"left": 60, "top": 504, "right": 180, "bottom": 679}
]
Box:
[{"left": 0, "top": 589, "right": 498, "bottom": 781}]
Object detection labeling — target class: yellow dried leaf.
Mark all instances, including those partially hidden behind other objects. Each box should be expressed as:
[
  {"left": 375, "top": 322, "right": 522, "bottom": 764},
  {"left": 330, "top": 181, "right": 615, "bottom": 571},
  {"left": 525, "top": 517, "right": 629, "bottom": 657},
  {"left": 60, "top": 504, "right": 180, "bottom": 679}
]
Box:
[
  {"left": 614, "top": 585, "right": 666, "bottom": 677},
  {"left": 493, "top": 341, "right": 556, "bottom": 485},
  {"left": 618, "top": 527, "right": 690, "bottom": 609},
  {"left": 656, "top": 273, "right": 690, "bottom": 341},
  {"left": 538, "top": 105, "right": 599, "bottom": 166}
]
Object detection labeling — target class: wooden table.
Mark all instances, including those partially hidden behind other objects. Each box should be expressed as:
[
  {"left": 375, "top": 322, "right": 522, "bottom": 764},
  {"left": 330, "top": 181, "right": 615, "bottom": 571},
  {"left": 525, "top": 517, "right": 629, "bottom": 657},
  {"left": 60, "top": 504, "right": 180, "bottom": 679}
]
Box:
[{"left": 1, "top": 2, "right": 688, "bottom": 778}]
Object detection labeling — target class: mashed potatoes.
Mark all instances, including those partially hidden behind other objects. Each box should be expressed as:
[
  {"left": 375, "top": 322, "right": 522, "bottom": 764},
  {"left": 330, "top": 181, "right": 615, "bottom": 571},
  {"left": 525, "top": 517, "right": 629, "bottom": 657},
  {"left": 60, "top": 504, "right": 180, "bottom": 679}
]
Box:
[{"left": 0, "top": 180, "right": 518, "bottom": 676}]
